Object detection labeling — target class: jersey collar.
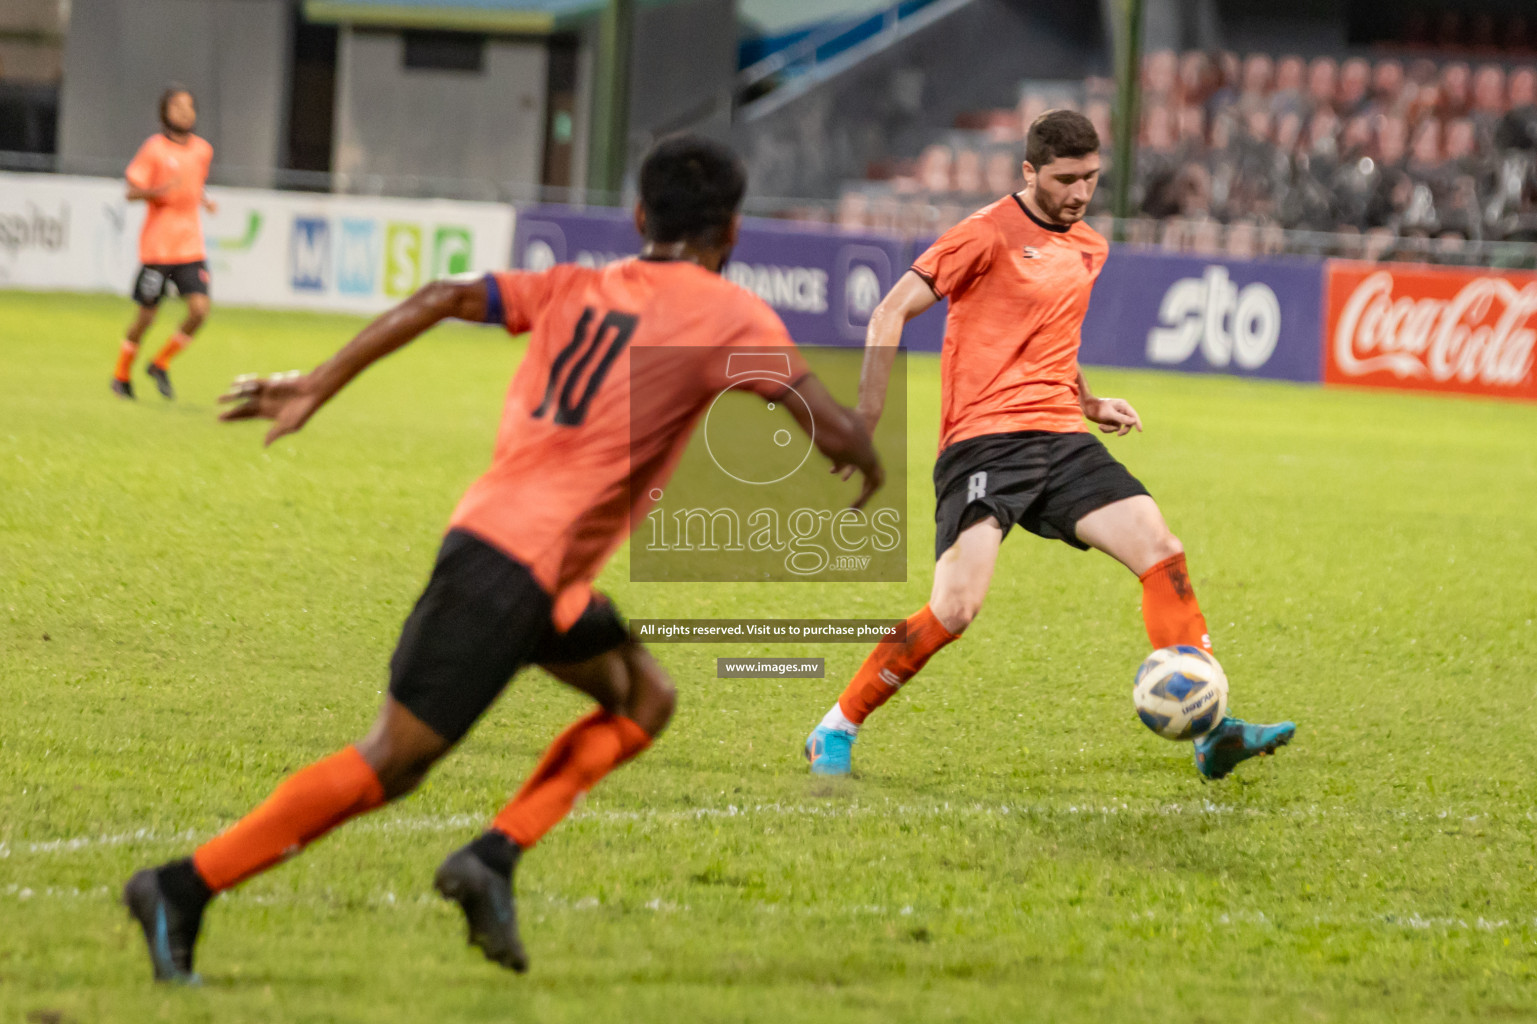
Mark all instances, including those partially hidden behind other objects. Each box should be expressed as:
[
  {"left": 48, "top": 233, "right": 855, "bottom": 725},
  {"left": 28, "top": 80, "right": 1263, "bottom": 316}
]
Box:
[{"left": 1012, "top": 192, "right": 1070, "bottom": 233}]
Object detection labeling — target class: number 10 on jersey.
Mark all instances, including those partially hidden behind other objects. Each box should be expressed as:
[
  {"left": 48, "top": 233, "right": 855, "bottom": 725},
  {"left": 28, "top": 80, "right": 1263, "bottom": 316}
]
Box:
[{"left": 533, "top": 307, "right": 639, "bottom": 427}]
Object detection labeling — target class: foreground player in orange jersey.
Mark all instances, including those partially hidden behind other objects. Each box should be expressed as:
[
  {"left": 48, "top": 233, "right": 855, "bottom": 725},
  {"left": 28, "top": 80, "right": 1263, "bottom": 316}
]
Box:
[
  {"left": 111, "top": 86, "right": 216, "bottom": 401},
  {"left": 803, "top": 110, "right": 1294, "bottom": 780},
  {"left": 122, "top": 136, "right": 883, "bottom": 983}
]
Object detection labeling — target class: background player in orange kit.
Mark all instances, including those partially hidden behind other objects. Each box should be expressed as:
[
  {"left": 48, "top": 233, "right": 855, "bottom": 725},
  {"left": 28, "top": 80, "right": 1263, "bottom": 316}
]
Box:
[
  {"left": 121, "top": 136, "right": 883, "bottom": 983},
  {"left": 803, "top": 110, "right": 1295, "bottom": 781},
  {"left": 111, "top": 86, "right": 216, "bottom": 401}
]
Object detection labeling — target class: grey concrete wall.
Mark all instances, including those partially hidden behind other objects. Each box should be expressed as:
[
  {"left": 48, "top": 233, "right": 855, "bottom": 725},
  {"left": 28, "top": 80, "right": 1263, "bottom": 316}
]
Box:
[
  {"left": 731, "top": 0, "right": 1106, "bottom": 200},
  {"left": 1133, "top": 0, "right": 1221, "bottom": 53},
  {"left": 58, "top": 0, "right": 289, "bottom": 181},
  {"left": 332, "top": 27, "right": 547, "bottom": 194},
  {"left": 622, "top": 0, "right": 736, "bottom": 175},
  {"left": 1120, "top": 0, "right": 1347, "bottom": 58}
]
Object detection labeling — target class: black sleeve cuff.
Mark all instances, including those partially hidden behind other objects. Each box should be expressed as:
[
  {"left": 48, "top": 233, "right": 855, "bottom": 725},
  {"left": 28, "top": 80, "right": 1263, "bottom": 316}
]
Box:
[
  {"left": 909, "top": 265, "right": 941, "bottom": 299},
  {"left": 763, "top": 371, "right": 812, "bottom": 401}
]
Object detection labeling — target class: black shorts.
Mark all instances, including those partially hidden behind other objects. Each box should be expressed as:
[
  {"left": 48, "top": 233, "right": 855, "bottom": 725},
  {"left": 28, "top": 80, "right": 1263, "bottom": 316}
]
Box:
[
  {"left": 132, "top": 261, "right": 209, "bottom": 307},
  {"left": 388, "top": 529, "right": 629, "bottom": 743},
  {"left": 933, "top": 430, "right": 1150, "bottom": 558}
]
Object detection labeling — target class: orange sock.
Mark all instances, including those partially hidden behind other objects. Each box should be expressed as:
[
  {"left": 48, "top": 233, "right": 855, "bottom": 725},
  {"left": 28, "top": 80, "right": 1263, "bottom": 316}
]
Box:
[
  {"left": 491, "top": 710, "right": 652, "bottom": 848},
  {"left": 191, "top": 745, "right": 385, "bottom": 892},
  {"left": 837, "top": 604, "right": 958, "bottom": 725},
  {"left": 1139, "top": 552, "right": 1212, "bottom": 651},
  {"left": 152, "top": 332, "right": 190, "bottom": 370},
  {"left": 114, "top": 340, "right": 137, "bottom": 382}
]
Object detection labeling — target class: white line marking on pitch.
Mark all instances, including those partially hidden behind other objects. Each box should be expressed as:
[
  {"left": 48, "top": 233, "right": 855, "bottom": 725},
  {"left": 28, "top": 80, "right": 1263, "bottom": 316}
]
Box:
[
  {"left": 3, "top": 801, "right": 1532, "bottom": 862},
  {"left": 1, "top": 882, "right": 1532, "bottom": 937}
]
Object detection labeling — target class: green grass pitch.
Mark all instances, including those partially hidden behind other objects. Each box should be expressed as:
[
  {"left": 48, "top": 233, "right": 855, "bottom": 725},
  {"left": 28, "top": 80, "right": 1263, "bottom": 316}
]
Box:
[{"left": 2, "top": 289, "right": 1536, "bottom": 1023}]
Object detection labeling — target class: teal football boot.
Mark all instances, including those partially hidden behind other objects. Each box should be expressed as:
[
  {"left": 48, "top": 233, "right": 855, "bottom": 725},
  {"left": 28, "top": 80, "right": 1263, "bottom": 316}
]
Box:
[
  {"left": 805, "top": 725, "right": 855, "bottom": 776},
  {"left": 1193, "top": 716, "right": 1295, "bottom": 780},
  {"left": 122, "top": 868, "right": 203, "bottom": 984}
]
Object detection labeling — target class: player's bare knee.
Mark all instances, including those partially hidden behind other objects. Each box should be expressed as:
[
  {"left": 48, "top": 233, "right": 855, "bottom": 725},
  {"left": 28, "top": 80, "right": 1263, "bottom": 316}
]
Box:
[
  {"left": 127, "top": 310, "right": 156, "bottom": 342},
  {"left": 622, "top": 647, "right": 675, "bottom": 736},
  {"left": 380, "top": 765, "right": 429, "bottom": 801},
  {"left": 363, "top": 746, "right": 439, "bottom": 800},
  {"left": 590, "top": 663, "right": 633, "bottom": 715},
  {"left": 930, "top": 597, "right": 977, "bottom": 634},
  {"left": 355, "top": 713, "right": 448, "bottom": 800},
  {"left": 930, "top": 582, "right": 982, "bottom": 633},
  {"left": 1155, "top": 531, "right": 1184, "bottom": 563},
  {"left": 637, "top": 674, "right": 676, "bottom": 735}
]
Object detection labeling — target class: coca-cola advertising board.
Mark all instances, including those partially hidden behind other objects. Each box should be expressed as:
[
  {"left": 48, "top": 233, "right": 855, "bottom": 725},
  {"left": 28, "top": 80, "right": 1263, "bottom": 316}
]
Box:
[{"left": 1325, "top": 261, "right": 1537, "bottom": 401}]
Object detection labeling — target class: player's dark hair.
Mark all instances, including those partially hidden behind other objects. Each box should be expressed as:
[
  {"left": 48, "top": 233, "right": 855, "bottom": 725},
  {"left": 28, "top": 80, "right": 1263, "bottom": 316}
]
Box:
[
  {"left": 1025, "top": 109, "right": 1099, "bottom": 168},
  {"left": 638, "top": 134, "right": 747, "bottom": 245},
  {"left": 159, "top": 84, "right": 194, "bottom": 131}
]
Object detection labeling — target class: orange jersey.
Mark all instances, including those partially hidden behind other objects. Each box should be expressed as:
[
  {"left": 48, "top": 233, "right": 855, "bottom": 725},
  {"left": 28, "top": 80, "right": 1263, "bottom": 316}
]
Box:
[
  {"left": 912, "top": 195, "right": 1109, "bottom": 450},
  {"left": 450, "top": 259, "right": 809, "bottom": 629},
  {"left": 125, "top": 133, "right": 213, "bottom": 264}
]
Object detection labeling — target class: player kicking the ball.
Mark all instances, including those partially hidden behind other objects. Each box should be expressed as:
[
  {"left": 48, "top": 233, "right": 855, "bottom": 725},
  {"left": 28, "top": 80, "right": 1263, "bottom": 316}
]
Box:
[
  {"left": 122, "top": 136, "right": 882, "bottom": 983},
  {"left": 803, "top": 110, "right": 1294, "bottom": 781},
  {"left": 112, "top": 86, "right": 216, "bottom": 401}
]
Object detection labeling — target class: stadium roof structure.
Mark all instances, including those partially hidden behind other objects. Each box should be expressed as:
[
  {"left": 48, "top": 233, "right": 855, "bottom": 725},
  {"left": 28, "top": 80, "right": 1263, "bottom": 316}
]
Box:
[{"left": 303, "top": 0, "right": 680, "bottom": 33}]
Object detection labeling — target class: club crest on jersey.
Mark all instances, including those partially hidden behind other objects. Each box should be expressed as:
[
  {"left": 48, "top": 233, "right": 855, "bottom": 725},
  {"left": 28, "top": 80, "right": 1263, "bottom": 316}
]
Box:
[{"left": 1020, "top": 246, "right": 1041, "bottom": 259}]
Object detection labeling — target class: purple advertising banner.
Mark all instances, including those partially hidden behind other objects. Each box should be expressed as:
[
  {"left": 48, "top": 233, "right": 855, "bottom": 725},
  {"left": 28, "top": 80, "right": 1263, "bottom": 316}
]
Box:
[
  {"left": 1080, "top": 249, "right": 1324, "bottom": 382},
  {"left": 900, "top": 239, "right": 1324, "bottom": 379},
  {"left": 512, "top": 214, "right": 1326, "bottom": 379},
  {"left": 902, "top": 234, "right": 946, "bottom": 354},
  {"left": 513, "top": 205, "right": 636, "bottom": 273},
  {"left": 512, "top": 206, "right": 907, "bottom": 347}
]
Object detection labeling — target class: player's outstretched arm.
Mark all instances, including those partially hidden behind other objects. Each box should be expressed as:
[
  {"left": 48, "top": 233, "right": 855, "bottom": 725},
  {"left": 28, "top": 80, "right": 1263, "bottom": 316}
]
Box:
[
  {"left": 218, "top": 278, "right": 489, "bottom": 446},
  {"left": 1076, "top": 368, "right": 1143, "bottom": 435},
  {"left": 125, "top": 181, "right": 174, "bottom": 202},
  {"left": 855, "top": 270, "right": 938, "bottom": 435},
  {"left": 782, "top": 374, "right": 884, "bottom": 510}
]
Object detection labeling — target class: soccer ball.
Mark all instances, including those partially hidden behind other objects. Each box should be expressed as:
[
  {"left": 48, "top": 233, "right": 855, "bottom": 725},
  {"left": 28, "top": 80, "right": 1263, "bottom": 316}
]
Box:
[{"left": 1132, "top": 645, "right": 1228, "bottom": 741}]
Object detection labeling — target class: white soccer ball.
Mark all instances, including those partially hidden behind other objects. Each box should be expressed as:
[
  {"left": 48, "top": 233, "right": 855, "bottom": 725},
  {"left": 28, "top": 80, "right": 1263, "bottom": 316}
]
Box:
[{"left": 1132, "top": 645, "right": 1228, "bottom": 741}]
